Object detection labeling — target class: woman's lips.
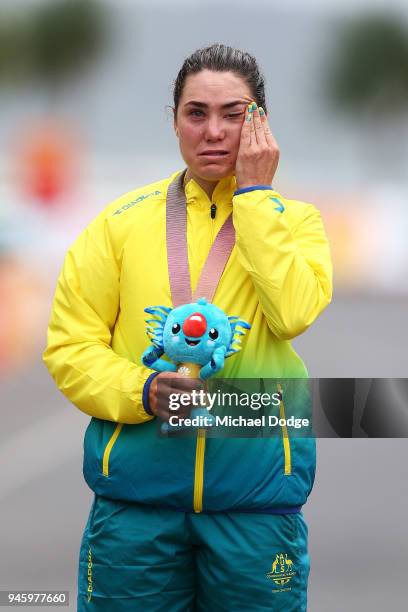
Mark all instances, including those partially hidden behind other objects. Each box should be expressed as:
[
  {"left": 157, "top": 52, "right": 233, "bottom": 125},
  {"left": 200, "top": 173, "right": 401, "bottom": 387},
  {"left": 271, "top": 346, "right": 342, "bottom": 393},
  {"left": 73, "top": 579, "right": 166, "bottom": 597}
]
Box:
[{"left": 199, "top": 151, "right": 229, "bottom": 157}]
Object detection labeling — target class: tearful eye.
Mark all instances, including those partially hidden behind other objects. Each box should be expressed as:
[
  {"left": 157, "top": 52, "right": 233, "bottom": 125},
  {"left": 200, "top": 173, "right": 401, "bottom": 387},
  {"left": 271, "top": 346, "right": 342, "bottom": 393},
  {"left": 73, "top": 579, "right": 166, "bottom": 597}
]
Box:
[
  {"left": 172, "top": 323, "right": 181, "bottom": 334},
  {"left": 209, "top": 328, "right": 219, "bottom": 340}
]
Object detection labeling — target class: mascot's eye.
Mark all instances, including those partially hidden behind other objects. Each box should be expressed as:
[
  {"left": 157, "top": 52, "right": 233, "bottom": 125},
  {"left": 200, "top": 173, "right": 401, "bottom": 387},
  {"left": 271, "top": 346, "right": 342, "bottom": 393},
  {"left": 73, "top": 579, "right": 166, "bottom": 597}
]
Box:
[
  {"left": 209, "top": 328, "right": 219, "bottom": 340},
  {"left": 172, "top": 323, "right": 181, "bottom": 334}
]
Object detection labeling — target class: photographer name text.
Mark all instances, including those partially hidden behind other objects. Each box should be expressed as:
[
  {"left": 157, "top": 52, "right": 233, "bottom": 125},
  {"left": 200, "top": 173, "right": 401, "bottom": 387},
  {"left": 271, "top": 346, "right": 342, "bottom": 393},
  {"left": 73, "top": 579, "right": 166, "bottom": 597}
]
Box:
[{"left": 168, "top": 415, "right": 310, "bottom": 429}]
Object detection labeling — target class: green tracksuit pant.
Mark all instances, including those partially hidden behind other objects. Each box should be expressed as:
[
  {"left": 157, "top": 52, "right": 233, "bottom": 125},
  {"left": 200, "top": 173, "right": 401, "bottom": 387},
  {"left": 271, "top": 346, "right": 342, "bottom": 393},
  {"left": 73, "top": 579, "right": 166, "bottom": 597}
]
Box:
[{"left": 77, "top": 494, "right": 310, "bottom": 611}]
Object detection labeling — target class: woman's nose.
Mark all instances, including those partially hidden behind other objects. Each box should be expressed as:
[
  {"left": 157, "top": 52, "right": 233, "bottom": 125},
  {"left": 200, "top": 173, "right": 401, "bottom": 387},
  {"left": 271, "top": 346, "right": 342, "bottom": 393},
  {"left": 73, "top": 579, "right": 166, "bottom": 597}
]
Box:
[{"left": 204, "top": 117, "right": 225, "bottom": 140}]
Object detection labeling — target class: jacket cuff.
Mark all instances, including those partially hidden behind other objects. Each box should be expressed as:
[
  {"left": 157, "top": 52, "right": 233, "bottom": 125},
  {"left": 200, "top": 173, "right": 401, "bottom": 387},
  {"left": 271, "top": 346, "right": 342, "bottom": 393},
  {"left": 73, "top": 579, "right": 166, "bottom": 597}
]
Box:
[
  {"left": 142, "top": 371, "right": 160, "bottom": 416},
  {"left": 234, "top": 185, "right": 273, "bottom": 196}
]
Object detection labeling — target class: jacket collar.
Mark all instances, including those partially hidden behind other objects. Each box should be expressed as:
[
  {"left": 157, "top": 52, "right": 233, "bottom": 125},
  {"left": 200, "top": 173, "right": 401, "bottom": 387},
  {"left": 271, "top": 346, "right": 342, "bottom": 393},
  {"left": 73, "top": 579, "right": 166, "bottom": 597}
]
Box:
[{"left": 182, "top": 170, "right": 237, "bottom": 208}]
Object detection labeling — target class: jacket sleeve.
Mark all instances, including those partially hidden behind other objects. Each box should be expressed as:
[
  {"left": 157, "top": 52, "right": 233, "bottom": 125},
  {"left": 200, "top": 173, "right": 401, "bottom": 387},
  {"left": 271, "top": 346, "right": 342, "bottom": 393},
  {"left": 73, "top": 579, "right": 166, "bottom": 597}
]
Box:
[
  {"left": 42, "top": 212, "right": 155, "bottom": 424},
  {"left": 232, "top": 188, "right": 333, "bottom": 340}
]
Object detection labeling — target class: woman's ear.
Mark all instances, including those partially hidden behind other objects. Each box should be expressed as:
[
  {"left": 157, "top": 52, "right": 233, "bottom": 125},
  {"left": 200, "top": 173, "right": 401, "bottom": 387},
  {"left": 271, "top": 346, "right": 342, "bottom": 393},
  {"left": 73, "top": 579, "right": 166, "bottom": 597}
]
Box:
[{"left": 173, "top": 107, "right": 179, "bottom": 138}]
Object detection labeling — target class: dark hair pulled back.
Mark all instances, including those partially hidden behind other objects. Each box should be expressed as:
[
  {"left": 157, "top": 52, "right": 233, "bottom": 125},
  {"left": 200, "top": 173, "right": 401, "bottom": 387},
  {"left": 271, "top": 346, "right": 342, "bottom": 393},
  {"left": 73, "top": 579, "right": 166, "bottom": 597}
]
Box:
[{"left": 173, "top": 43, "right": 267, "bottom": 115}]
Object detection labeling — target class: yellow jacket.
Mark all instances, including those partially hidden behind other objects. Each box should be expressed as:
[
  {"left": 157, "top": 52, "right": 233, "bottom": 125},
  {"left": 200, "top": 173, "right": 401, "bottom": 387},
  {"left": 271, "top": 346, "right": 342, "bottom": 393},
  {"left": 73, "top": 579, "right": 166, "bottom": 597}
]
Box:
[{"left": 43, "top": 169, "right": 332, "bottom": 512}]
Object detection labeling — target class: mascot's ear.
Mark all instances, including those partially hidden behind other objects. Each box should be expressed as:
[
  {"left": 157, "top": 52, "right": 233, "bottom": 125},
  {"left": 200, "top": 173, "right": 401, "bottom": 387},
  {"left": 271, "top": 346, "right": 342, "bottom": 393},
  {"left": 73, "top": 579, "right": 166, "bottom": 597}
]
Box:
[
  {"left": 225, "top": 316, "right": 251, "bottom": 357},
  {"left": 144, "top": 305, "right": 172, "bottom": 349}
]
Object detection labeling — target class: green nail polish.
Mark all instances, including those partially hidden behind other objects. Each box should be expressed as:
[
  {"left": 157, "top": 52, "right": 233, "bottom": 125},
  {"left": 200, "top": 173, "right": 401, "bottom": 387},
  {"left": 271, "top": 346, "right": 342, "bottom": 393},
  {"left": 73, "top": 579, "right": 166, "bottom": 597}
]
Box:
[
  {"left": 248, "top": 105, "right": 254, "bottom": 113},
  {"left": 259, "top": 107, "right": 265, "bottom": 116},
  {"left": 246, "top": 114, "right": 252, "bottom": 121},
  {"left": 251, "top": 102, "right": 257, "bottom": 110}
]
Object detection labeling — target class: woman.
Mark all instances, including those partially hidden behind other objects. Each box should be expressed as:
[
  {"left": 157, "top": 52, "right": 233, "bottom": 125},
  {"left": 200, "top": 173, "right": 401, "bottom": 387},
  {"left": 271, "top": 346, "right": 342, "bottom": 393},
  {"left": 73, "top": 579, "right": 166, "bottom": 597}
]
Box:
[{"left": 43, "top": 44, "right": 332, "bottom": 611}]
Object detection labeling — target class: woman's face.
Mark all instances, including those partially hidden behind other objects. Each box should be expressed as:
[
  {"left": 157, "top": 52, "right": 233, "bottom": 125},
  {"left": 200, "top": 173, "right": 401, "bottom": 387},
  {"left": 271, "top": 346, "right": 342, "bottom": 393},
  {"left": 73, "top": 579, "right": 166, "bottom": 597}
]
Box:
[{"left": 174, "top": 69, "right": 253, "bottom": 184}]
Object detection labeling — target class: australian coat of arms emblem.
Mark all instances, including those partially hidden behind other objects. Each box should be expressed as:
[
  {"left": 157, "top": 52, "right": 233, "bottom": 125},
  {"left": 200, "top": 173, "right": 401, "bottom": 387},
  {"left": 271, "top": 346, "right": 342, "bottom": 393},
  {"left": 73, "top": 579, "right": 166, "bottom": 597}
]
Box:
[{"left": 266, "top": 553, "right": 296, "bottom": 586}]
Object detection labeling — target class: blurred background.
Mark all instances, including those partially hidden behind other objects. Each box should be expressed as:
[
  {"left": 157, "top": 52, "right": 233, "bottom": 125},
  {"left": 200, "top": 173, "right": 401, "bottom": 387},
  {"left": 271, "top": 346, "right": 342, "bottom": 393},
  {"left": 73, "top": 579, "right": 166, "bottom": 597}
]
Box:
[{"left": 1, "top": 0, "right": 407, "bottom": 610}]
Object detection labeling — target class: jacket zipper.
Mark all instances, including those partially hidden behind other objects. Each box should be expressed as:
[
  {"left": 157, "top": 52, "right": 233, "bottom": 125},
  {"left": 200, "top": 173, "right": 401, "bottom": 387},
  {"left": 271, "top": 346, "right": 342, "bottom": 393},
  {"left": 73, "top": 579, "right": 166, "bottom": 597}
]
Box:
[
  {"left": 192, "top": 203, "right": 216, "bottom": 511},
  {"left": 277, "top": 383, "right": 292, "bottom": 475},
  {"left": 210, "top": 202, "right": 217, "bottom": 244},
  {"left": 102, "top": 423, "right": 123, "bottom": 477},
  {"left": 193, "top": 427, "right": 206, "bottom": 512}
]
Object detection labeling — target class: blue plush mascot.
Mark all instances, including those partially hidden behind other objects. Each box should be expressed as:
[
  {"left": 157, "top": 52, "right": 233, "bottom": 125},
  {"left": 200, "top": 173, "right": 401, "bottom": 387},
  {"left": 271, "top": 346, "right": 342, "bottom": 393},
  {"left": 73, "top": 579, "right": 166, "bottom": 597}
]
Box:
[
  {"left": 142, "top": 297, "right": 250, "bottom": 379},
  {"left": 141, "top": 298, "right": 250, "bottom": 430}
]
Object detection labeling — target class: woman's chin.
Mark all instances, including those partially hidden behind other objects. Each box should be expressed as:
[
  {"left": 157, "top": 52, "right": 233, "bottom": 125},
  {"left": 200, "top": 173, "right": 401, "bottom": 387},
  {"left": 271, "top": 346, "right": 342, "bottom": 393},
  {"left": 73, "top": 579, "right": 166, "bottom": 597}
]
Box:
[{"left": 195, "top": 162, "right": 234, "bottom": 181}]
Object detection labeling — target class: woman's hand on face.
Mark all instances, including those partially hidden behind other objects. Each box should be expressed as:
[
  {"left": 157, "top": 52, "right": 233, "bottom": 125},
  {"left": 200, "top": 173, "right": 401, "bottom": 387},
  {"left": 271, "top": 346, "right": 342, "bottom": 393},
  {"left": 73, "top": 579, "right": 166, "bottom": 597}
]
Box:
[{"left": 235, "top": 102, "right": 280, "bottom": 190}]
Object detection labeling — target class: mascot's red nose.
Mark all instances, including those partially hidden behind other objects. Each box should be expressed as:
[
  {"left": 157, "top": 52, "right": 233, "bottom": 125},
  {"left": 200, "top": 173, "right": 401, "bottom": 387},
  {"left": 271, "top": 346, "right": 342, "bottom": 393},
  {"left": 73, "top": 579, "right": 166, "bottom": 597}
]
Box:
[{"left": 182, "top": 312, "right": 207, "bottom": 337}]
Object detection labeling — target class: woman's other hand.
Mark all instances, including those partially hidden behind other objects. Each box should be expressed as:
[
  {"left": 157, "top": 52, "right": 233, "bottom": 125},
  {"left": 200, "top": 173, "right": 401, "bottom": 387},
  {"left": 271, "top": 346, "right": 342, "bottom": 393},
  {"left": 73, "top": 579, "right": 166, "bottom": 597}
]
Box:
[
  {"left": 235, "top": 102, "right": 280, "bottom": 190},
  {"left": 149, "top": 371, "right": 204, "bottom": 422}
]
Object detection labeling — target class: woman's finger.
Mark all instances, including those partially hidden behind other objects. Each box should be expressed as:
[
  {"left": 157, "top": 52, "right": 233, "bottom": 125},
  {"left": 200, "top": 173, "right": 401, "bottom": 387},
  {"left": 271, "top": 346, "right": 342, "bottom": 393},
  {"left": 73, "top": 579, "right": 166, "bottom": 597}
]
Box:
[
  {"left": 248, "top": 102, "right": 256, "bottom": 146},
  {"left": 259, "top": 108, "right": 277, "bottom": 148},
  {"left": 239, "top": 103, "right": 253, "bottom": 148},
  {"left": 252, "top": 104, "right": 267, "bottom": 147}
]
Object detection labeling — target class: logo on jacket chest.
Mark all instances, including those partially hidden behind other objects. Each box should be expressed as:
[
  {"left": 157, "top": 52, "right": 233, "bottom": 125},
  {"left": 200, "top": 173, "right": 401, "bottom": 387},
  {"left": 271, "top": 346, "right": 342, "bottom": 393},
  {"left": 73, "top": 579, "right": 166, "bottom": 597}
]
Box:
[{"left": 112, "top": 190, "right": 161, "bottom": 215}]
